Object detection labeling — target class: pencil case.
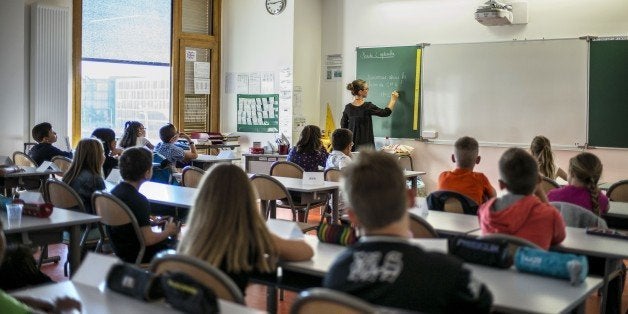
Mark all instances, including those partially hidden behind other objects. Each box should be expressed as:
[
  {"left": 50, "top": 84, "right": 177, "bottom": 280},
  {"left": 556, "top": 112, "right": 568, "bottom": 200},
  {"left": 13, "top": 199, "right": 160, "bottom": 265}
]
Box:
[{"left": 514, "top": 247, "right": 588, "bottom": 285}]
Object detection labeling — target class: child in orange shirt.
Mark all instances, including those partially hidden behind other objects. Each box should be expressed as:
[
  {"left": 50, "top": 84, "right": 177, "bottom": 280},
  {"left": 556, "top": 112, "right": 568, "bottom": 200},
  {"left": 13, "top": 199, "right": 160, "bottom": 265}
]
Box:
[{"left": 438, "top": 136, "right": 496, "bottom": 205}]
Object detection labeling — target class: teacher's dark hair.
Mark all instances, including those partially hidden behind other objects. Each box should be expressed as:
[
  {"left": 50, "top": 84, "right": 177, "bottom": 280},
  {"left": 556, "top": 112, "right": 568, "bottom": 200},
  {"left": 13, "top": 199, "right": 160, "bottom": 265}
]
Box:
[
  {"left": 347, "top": 79, "right": 368, "bottom": 96},
  {"left": 295, "top": 125, "right": 323, "bottom": 153}
]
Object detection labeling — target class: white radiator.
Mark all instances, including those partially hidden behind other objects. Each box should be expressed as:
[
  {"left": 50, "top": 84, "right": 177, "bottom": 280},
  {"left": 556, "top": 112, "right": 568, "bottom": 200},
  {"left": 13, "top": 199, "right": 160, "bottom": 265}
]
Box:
[{"left": 30, "top": 3, "right": 70, "bottom": 144}]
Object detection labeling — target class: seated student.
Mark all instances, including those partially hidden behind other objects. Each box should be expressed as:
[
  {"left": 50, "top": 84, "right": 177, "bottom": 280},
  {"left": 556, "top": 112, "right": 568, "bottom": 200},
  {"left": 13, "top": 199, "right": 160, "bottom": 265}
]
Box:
[
  {"left": 109, "top": 147, "right": 180, "bottom": 263},
  {"left": 287, "top": 125, "right": 329, "bottom": 171},
  {"left": 325, "top": 128, "right": 353, "bottom": 170},
  {"left": 91, "top": 128, "right": 122, "bottom": 177},
  {"left": 0, "top": 220, "right": 81, "bottom": 313},
  {"left": 530, "top": 135, "right": 568, "bottom": 181},
  {"left": 438, "top": 136, "right": 496, "bottom": 205},
  {"left": 478, "top": 148, "right": 566, "bottom": 250},
  {"left": 62, "top": 138, "right": 106, "bottom": 214},
  {"left": 118, "top": 121, "right": 154, "bottom": 150},
  {"left": 323, "top": 150, "right": 492, "bottom": 313},
  {"left": 28, "top": 122, "right": 72, "bottom": 166},
  {"left": 178, "top": 163, "right": 313, "bottom": 292},
  {"left": 547, "top": 152, "right": 609, "bottom": 216},
  {"left": 154, "top": 123, "right": 198, "bottom": 168}
]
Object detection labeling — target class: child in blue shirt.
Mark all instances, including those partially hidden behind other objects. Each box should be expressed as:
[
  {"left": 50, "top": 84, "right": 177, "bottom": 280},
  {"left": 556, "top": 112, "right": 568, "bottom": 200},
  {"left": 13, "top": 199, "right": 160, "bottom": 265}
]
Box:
[{"left": 28, "top": 122, "right": 73, "bottom": 166}]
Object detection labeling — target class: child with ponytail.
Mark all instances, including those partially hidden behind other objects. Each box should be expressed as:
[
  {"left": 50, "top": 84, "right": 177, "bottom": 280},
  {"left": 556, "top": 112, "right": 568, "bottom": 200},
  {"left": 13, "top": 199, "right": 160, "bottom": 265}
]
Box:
[
  {"left": 530, "top": 135, "right": 568, "bottom": 181},
  {"left": 547, "top": 152, "right": 608, "bottom": 215}
]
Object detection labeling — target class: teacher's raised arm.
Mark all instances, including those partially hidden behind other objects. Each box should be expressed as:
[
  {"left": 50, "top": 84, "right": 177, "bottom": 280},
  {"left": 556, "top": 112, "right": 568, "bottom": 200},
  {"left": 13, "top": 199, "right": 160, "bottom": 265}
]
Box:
[{"left": 341, "top": 79, "right": 397, "bottom": 152}]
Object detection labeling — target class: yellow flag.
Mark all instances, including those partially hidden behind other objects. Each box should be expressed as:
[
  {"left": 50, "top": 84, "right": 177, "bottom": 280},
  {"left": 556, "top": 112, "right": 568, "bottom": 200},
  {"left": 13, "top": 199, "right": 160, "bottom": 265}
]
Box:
[{"left": 322, "top": 103, "right": 336, "bottom": 152}]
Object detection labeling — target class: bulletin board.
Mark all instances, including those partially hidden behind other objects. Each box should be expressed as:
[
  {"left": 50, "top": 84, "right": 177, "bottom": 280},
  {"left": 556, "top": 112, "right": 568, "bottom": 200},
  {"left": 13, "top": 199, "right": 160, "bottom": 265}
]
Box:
[{"left": 236, "top": 94, "right": 279, "bottom": 133}]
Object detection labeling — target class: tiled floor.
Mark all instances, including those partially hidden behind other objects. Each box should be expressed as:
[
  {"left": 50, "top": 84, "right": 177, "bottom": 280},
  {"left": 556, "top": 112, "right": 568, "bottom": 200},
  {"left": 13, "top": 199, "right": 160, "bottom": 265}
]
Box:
[{"left": 37, "top": 207, "right": 627, "bottom": 314}]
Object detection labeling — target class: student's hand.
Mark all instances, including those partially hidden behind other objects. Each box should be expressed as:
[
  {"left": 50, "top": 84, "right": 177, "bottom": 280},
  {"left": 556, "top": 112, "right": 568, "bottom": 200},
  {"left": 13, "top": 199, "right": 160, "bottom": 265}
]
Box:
[
  {"left": 164, "top": 218, "right": 179, "bottom": 236},
  {"left": 390, "top": 90, "right": 399, "bottom": 101},
  {"left": 52, "top": 297, "right": 81, "bottom": 314},
  {"left": 178, "top": 133, "right": 192, "bottom": 142}
]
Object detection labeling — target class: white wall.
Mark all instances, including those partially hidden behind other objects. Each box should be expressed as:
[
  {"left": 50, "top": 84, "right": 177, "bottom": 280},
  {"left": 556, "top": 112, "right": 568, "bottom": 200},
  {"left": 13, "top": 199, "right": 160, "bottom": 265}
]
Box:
[
  {"left": 221, "top": 0, "right": 295, "bottom": 149},
  {"left": 320, "top": 0, "right": 628, "bottom": 191},
  {"left": 0, "top": 0, "right": 28, "bottom": 154}
]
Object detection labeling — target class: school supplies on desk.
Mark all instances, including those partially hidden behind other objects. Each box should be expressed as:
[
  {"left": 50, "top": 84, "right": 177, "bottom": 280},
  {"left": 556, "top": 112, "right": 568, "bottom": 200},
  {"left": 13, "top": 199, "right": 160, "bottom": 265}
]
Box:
[{"left": 586, "top": 227, "right": 628, "bottom": 240}]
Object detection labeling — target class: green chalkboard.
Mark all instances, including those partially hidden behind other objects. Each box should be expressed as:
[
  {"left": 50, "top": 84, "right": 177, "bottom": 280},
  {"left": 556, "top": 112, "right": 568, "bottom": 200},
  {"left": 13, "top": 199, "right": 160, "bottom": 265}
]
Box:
[
  {"left": 588, "top": 39, "right": 628, "bottom": 148},
  {"left": 356, "top": 46, "right": 421, "bottom": 139}
]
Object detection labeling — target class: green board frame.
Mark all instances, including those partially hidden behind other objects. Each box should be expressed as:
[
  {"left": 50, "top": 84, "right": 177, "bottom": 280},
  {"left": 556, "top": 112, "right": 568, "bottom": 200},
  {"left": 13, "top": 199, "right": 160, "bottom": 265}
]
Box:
[
  {"left": 356, "top": 46, "right": 421, "bottom": 139},
  {"left": 236, "top": 94, "right": 279, "bottom": 133},
  {"left": 588, "top": 39, "right": 628, "bottom": 148}
]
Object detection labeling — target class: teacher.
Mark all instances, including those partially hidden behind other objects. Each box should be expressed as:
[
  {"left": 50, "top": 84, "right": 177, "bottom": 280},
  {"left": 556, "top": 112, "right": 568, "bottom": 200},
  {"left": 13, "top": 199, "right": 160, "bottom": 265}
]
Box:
[{"left": 341, "top": 79, "right": 399, "bottom": 151}]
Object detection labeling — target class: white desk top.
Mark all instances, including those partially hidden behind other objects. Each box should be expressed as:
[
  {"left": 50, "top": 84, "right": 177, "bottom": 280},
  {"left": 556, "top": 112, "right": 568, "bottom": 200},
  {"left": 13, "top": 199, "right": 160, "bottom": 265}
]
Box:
[
  {"left": 12, "top": 281, "right": 261, "bottom": 314},
  {"left": 410, "top": 197, "right": 480, "bottom": 235},
  {"left": 553, "top": 226, "right": 628, "bottom": 259},
  {"left": 0, "top": 166, "right": 61, "bottom": 178},
  {"left": 271, "top": 176, "right": 340, "bottom": 193},
  {"left": 403, "top": 170, "right": 426, "bottom": 177},
  {"left": 607, "top": 201, "right": 628, "bottom": 218},
  {"left": 105, "top": 181, "right": 197, "bottom": 209},
  {"left": 283, "top": 236, "right": 602, "bottom": 314},
  {"left": 193, "top": 154, "right": 240, "bottom": 163},
  {"left": 1, "top": 207, "right": 100, "bottom": 234}
]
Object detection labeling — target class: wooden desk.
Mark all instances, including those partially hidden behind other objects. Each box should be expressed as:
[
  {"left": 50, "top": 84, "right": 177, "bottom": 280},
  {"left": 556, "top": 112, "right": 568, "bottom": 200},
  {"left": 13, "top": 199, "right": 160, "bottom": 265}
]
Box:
[
  {"left": 279, "top": 236, "right": 602, "bottom": 314},
  {"left": 0, "top": 208, "right": 100, "bottom": 276},
  {"left": 243, "top": 153, "right": 287, "bottom": 174},
  {"left": 12, "top": 281, "right": 261, "bottom": 314},
  {"left": 191, "top": 154, "right": 240, "bottom": 170}
]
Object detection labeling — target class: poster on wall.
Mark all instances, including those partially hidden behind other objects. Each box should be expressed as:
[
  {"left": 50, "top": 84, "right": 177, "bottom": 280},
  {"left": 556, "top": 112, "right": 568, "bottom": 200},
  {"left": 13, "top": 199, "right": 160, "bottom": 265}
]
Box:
[
  {"left": 325, "top": 54, "right": 342, "bottom": 80},
  {"left": 236, "top": 94, "right": 280, "bottom": 133}
]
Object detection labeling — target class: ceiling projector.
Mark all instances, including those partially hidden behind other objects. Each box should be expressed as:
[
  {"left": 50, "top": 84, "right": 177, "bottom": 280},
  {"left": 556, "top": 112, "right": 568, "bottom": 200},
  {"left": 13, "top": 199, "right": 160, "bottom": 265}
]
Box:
[{"left": 475, "top": 0, "right": 513, "bottom": 26}]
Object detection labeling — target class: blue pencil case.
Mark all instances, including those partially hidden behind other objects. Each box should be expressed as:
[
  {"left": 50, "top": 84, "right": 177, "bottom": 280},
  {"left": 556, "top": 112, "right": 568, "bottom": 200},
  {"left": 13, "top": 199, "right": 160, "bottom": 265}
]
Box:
[{"left": 514, "top": 247, "right": 588, "bottom": 285}]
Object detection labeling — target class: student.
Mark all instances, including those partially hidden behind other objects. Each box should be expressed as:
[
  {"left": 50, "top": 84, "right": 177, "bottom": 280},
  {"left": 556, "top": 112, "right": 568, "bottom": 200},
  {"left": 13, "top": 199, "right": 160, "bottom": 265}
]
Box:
[
  {"left": 287, "top": 125, "right": 329, "bottom": 172},
  {"left": 547, "top": 152, "right": 609, "bottom": 216},
  {"left": 341, "top": 79, "right": 398, "bottom": 151},
  {"left": 478, "top": 148, "right": 566, "bottom": 250},
  {"left": 530, "top": 135, "right": 568, "bottom": 181},
  {"left": 28, "top": 122, "right": 72, "bottom": 166},
  {"left": 438, "top": 136, "right": 496, "bottom": 205},
  {"left": 177, "top": 163, "right": 313, "bottom": 292},
  {"left": 154, "top": 123, "right": 198, "bottom": 168},
  {"left": 62, "top": 138, "right": 106, "bottom": 215},
  {"left": 91, "top": 128, "right": 121, "bottom": 177},
  {"left": 119, "top": 121, "right": 154, "bottom": 150},
  {"left": 325, "top": 128, "right": 353, "bottom": 170},
  {"left": 0, "top": 220, "right": 81, "bottom": 313},
  {"left": 323, "top": 150, "right": 493, "bottom": 313},
  {"left": 108, "top": 147, "right": 179, "bottom": 263}
]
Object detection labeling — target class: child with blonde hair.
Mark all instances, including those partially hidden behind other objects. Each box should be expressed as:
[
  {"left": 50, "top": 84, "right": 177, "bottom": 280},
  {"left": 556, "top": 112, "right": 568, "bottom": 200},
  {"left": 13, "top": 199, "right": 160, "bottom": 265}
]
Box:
[
  {"left": 177, "top": 164, "right": 313, "bottom": 292},
  {"left": 530, "top": 135, "right": 568, "bottom": 181},
  {"left": 62, "top": 138, "right": 106, "bottom": 214}
]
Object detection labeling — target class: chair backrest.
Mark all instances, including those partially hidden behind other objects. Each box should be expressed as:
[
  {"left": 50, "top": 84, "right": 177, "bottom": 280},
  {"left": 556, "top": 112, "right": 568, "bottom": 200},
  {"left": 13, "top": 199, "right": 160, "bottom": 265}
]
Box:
[
  {"left": 539, "top": 176, "right": 560, "bottom": 195},
  {"left": 250, "top": 174, "right": 293, "bottom": 204},
  {"left": 92, "top": 191, "right": 145, "bottom": 264},
  {"left": 270, "top": 161, "right": 304, "bottom": 178},
  {"left": 408, "top": 213, "right": 438, "bottom": 238},
  {"left": 12, "top": 151, "right": 36, "bottom": 167},
  {"left": 480, "top": 233, "right": 543, "bottom": 259},
  {"left": 550, "top": 201, "right": 608, "bottom": 228},
  {"left": 606, "top": 180, "right": 628, "bottom": 202},
  {"left": 426, "top": 190, "right": 479, "bottom": 215},
  {"left": 323, "top": 167, "right": 341, "bottom": 182},
  {"left": 51, "top": 156, "right": 72, "bottom": 177},
  {"left": 181, "top": 166, "right": 205, "bottom": 188},
  {"left": 291, "top": 288, "right": 377, "bottom": 314},
  {"left": 397, "top": 155, "right": 413, "bottom": 171},
  {"left": 44, "top": 178, "right": 85, "bottom": 213},
  {"left": 151, "top": 252, "right": 245, "bottom": 304}
]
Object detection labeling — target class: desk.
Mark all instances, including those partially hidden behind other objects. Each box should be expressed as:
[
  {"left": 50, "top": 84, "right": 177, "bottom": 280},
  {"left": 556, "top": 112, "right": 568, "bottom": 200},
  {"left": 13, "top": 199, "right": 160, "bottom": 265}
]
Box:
[
  {"left": 606, "top": 201, "right": 628, "bottom": 219},
  {"left": 271, "top": 176, "right": 340, "bottom": 222},
  {"left": 279, "top": 236, "right": 601, "bottom": 314},
  {"left": 0, "top": 166, "right": 61, "bottom": 195},
  {"left": 105, "top": 181, "right": 196, "bottom": 209},
  {"left": 12, "top": 281, "right": 261, "bottom": 314},
  {"left": 243, "top": 153, "right": 287, "bottom": 174},
  {"left": 191, "top": 154, "right": 240, "bottom": 170},
  {"left": 403, "top": 170, "right": 426, "bottom": 190},
  {"left": 0, "top": 208, "right": 100, "bottom": 276},
  {"left": 410, "top": 197, "right": 480, "bottom": 236}
]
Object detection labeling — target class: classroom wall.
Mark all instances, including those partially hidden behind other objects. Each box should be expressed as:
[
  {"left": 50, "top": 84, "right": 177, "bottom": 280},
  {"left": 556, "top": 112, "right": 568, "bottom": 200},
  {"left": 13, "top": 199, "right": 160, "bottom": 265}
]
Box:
[{"left": 321, "top": 0, "right": 628, "bottom": 191}]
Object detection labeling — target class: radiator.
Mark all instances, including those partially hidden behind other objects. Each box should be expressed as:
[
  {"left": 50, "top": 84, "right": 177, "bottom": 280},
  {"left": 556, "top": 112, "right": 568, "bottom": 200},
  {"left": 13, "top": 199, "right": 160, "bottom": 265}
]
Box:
[{"left": 30, "top": 3, "right": 70, "bottom": 145}]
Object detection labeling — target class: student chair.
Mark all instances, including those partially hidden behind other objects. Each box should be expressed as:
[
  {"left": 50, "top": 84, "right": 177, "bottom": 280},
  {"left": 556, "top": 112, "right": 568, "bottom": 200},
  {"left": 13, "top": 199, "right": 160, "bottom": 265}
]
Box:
[
  {"left": 290, "top": 288, "right": 377, "bottom": 314},
  {"left": 408, "top": 213, "right": 438, "bottom": 238},
  {"left": 397, "top": 154, "right": 414, "bottom": 171},
  {"left": 426, "top": 190, "right": 479, "bottom": 215},
  {"left": 11, "top": 151, "right": 42, "bottom": 191},
  {"left": 44, "top": 178, "right": 103, "bottom": 276},
  {"left": 51, "top": 156, "right": 72, "bottom": 178},
  {"left": 92, "top": 191, "right": 146, "bottom": 265},
  {"left": 250, "top": 174, "right": 298, "bottom": 221},
  {"left": 539, "top": 176, "right": 560, "bottom": 195},
  {"left": 181, "top": 165, "right": 205, "bottom": 188},
  {"left": 550, "top": 201, "right": 608, "bottom": 228},
  {"left": 606, "top": 180, "right": 628, "bottom": 202},
  {"left": 323, "top": 167, "right": 341, "bottom": 182},
  {"left": 150, "top": 251, "right": 245, "bottom": 304},
  {"left": 270, "top": 161, "right": 328, "bottom": 222}
]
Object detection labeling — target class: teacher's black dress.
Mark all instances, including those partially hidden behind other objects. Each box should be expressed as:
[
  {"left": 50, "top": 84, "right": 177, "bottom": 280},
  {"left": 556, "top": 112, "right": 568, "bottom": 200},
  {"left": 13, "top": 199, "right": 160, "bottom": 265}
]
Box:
[{"left": 341, "top": 102, "right": 391, "bottom": 151}]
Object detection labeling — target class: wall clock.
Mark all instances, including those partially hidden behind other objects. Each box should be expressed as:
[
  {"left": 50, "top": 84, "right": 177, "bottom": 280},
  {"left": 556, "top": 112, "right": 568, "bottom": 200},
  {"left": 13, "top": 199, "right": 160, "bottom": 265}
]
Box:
[{"left": 266, "top": 0, "right": 286, "bottom": 15}]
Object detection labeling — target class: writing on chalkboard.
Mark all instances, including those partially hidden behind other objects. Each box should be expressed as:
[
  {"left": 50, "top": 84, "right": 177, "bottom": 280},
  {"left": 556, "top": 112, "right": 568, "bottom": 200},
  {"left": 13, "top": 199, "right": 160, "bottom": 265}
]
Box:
[
  {"left": 361, "top": 50, "right": 396, "bottom": 60},
  {"left": 365, "top": 73, "right": 408, "bottom": 98}
]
